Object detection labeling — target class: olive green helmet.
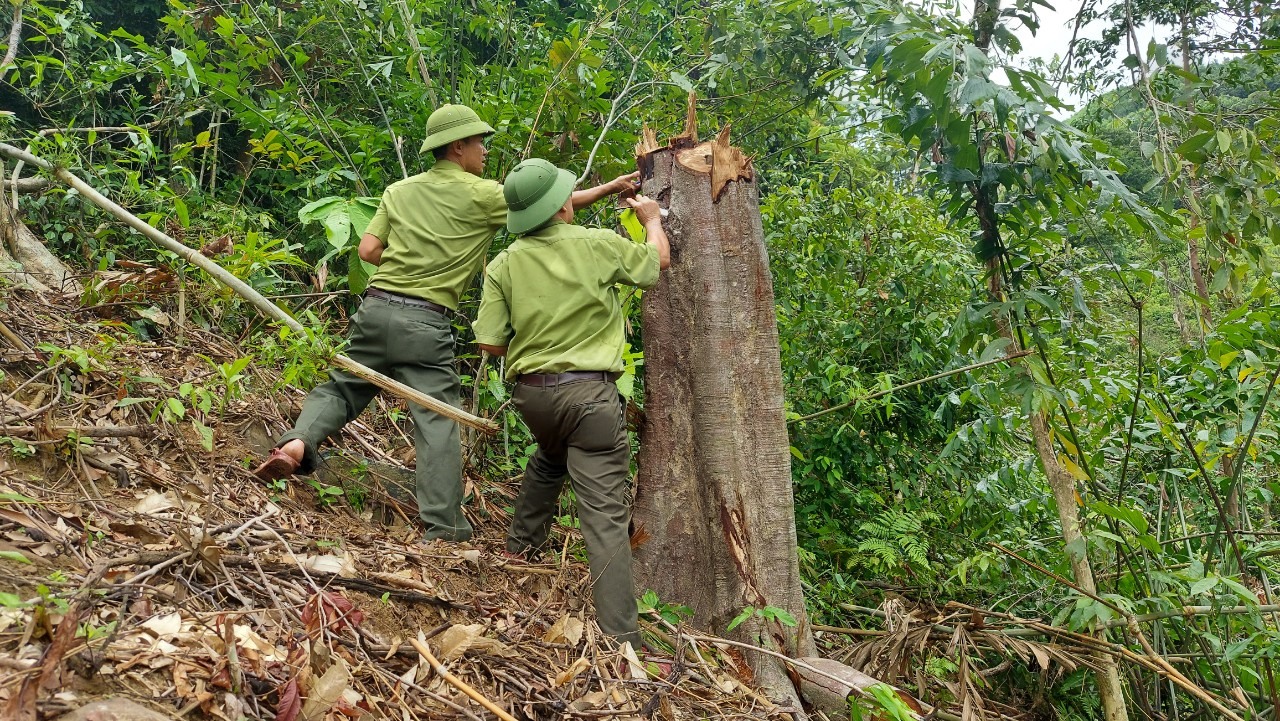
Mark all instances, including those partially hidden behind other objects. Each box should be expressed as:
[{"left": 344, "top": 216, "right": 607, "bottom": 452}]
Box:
[
  {"left": 420, "top": 104, "right": 496, "bottom": 153},
  {"left": 504, "top": 159, "right": 576, "bottom": 235}
]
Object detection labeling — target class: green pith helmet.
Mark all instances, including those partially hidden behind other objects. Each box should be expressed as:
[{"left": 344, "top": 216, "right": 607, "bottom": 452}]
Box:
[
  {"left": 504, "top": 159, "right": 576, "bottom": 235},
  {"left": 420, "top": 104, "right": 496, "bottom": 153}
]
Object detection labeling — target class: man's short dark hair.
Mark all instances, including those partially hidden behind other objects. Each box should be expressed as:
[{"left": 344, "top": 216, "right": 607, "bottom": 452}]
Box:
[{"left": 433, "top": 144, "right": 450, "bottom": 161}]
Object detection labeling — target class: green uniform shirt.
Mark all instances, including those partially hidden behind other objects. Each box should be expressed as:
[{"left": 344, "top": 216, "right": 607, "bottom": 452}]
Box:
[
  {"left": 364, "top": 160, "right": 507, "bottom": 310},
  {"left": 474, "top": 221, "right": 660, "bottom": 380}
]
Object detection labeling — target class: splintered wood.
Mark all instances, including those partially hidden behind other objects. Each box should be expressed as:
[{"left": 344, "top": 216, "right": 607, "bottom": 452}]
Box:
[{"left": 638, "top": 94, "right": 755, "bottom": 204}]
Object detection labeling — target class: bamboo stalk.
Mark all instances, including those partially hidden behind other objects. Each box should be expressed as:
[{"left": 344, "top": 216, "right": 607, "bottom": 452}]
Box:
[
  {"left": 789, "top": 350, "right": 1033, "bottom": 424},
  {"left": 407, "top": 637, "right": 517, "bottom": 721},
  {"left": 0, "top": 142, "right": 498, "bottom": 434}
]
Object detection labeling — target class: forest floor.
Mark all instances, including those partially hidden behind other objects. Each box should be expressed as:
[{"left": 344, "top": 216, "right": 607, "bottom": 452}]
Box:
[{"left": 0, "top": 283, "right": 779, "bottom": 721}]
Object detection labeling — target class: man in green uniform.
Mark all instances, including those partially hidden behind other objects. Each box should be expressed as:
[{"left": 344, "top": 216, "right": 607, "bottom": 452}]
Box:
[
  {"left": 254, "top": 106, "right": 637, "bottom": 543},
  {"left": 473, "top": 158, "right": 670, "bottom": 646}
]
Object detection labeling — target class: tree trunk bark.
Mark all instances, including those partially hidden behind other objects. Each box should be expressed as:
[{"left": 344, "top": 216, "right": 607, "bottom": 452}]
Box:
[
  {"left": 1159, "top": 258, "right": 1192, "bottom": 343},
  {"left": 1187, "top": 227, "right": 1212, "bottom": 332},
  {"left": 1030, "top": 414, "right": 1130, "bottom": 721},
  {"left": 631, "top": 107, "right": 814, "bottom": 703}
]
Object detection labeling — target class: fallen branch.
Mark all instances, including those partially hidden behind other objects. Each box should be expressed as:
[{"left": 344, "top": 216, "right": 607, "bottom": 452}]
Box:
[
  {"left": 0, "top": 142, "right": 498, "bottom": 434},
  {"left": 9, "top": 124, "right": 165, "bottom": 212},
  {"left": 1, "top": 424, "right": 151, "bottom": 438},
  {"left": 789, "top": 351, "right": 1033, "bottom": 424},
  {"left": 3, "top": 177, "right": 49, "bottom": 194},
  {"left": 678, "top": 632, "right": 924, "bottom": 718},
  {"left": 1103, "top": 604, "right": 1280, "bottom": 628},
  {"left": 0, "top": 318, "right": 30, "bottom": 351},
  {"left": 0, "top": 1, "right": 21, "bottom": 73},
  {"left": 407, "top": 637, "right": 518, "bottom": 721}
]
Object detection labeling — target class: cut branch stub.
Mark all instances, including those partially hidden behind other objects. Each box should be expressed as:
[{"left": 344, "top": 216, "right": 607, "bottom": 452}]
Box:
[{"left": 637, "top": 94, "right": 754, "bottom": 203}]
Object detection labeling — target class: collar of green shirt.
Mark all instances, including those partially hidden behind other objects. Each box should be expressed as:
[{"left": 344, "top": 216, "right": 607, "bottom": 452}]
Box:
[
  {"left": 519, "top": 218, "right": 569, "bottom": 240},
  {"left": 430, "top": 159, "right": 468, "bottom": 176}
]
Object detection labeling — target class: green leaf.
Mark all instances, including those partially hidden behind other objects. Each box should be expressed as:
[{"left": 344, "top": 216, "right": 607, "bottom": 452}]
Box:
[
  {"left": 978, "top": 337, "right": 1013, "bottom": 362},
  {"left": 1219, "top": 576, "right": 1259, "bottom": 604},
  {"left": 166, "top": 397, "right": 185, "bottom": 419},
  {"left": 763, "top": 606, "right": 797, "bottom": 627},
  {"left": 1025, "top": 290, "right": 1060, "bottom": 314},
  {"left": 726, "top": 606, "right": 755, "bottom": 632},
  {"left": 865, "top": 683, "right": 917, "bottom": 721},
  {"left": 348, "top": 248, "right": 377, "bottom": 295},
  {"left": 1091, "top": 500, "right": 1148, "bottom": 534},
  {"left": 1189, "top": 576, "right": 1218, "bottom": 596},
  {"left": 0, "top": 491, "right": 38, "bottom": 503},
  {"left": 0, "top": 550, "right": 31, "bottom": 564},
  {"left": 619, "top": 208, "right": 646, "bottom": 243},
  {"left": 192, "top": 420, "right": 214, "bottom": 452},
  {"left": 0, "top": 591, "right": 25, "bottom": 607},
  {"left": 1064, "top": 537, "right": 1088, "bottom": 563},
  {"left": 1176, "top": 132, "right": 1213, "bottom": 156},
  {"left": 322, "top": 208, "right": 352, "bottom": 250},
  {"left": 114, "top": 397, "right": 154, "bottom": 408},
  {"left": 173, "top": 197, "right": 190, "bottom": 228},
  {"left": 348, "top": 198, "right": 380, "bottom": 236},
  {"left": 1136, "top": 534, "right": 1163, "bottom": 555},
  {"left": 298, "top": 197, "right": 345, "bottom": 224}
]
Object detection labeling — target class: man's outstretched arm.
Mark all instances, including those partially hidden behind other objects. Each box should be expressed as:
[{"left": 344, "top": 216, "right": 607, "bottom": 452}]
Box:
[{"left": 571, "top": 171, "right": 639, "bottom": 210}]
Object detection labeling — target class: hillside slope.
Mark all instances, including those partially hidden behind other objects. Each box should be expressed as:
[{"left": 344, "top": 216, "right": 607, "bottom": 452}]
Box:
[{"left": 0, "top": 285, "right": 773, "bottom": 721}]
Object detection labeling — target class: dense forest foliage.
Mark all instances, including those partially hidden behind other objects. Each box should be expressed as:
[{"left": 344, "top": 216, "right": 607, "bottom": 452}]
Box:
[{"left": 3, "top": 0, "right": 1280, "bottom": 717}]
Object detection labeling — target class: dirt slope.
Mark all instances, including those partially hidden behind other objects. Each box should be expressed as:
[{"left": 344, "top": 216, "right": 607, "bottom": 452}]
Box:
[{"left": 0, "top": 285, "right": 782, "bottom": 721}]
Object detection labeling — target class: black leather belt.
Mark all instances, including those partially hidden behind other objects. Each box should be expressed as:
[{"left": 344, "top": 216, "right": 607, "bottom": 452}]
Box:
[
  {"left": 364, "top": 287, "right": 450, "bottom": 316},
  {"left": 517, "top": 371, "right": 621, "bottom": 386}
]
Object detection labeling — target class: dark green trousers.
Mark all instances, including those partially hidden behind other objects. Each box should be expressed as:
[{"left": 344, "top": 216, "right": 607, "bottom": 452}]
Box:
[
  {"left": 277, "top": 294, "right": 471, "bottom": 541},
  {"left": 509, "top": 378, "right": 639, "bottom": 646}
]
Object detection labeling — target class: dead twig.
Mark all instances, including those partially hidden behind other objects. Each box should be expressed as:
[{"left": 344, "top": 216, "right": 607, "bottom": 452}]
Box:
[
  {"left": 407, "top": 637, "right": 518, "bottom": 721},
  {"left": 1, "top": 424, "right": 151, "bottom": 438}
]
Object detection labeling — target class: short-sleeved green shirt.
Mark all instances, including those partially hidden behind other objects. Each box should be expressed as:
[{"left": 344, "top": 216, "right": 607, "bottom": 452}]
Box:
[
  {"left": 474, "top": 220, "right": 660, "bottom": 380},
  {"left": 364, "top": 160, "right": 507, "bottom": 310}
]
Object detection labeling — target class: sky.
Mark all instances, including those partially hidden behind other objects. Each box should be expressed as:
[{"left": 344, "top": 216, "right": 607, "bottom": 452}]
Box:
[
  {"left": 1009, "top": 0, "right": 1231, "bottom": 114},
  {"left": 1009, "top": 0, "right": 1159, "bottom": 114}
]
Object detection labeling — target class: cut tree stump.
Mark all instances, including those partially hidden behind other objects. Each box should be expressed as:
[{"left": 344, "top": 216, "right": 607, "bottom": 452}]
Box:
[
  {"left": 631, "top": 96, "right": 813, "bottom": 701},
  {"left": 631, "top": 96, "right": 922, "bottom": 717}
]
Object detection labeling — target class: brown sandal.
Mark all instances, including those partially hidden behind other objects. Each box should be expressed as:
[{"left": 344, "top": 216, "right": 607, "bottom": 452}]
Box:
[{"left": 252, "top": 447, "right": 300, "bottom": 481}]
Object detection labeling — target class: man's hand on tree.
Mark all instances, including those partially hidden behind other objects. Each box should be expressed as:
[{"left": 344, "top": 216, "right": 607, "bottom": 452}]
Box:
[
  {"left": 625, "top": 195, "right": 663, "bottom": 226},
  {"left": 606, "top": 171, "right": 641, "bottom": 197}
]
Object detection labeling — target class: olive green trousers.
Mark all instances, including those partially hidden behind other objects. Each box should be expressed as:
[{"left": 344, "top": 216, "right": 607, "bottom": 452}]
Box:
[
  {"left": 277, "top": 295, "right": 471, "bottom": 542},
  {"left": 508, "top": 378, "right": 639, "bottom": 647}
]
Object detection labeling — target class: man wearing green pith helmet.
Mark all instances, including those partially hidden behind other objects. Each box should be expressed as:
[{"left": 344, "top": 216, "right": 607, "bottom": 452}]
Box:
[
  {"left": 474, "top": 158, "right": 671, "bottom": 646},
  {"left": 253, "top": 105, "right": 639, "bottom": 544}
]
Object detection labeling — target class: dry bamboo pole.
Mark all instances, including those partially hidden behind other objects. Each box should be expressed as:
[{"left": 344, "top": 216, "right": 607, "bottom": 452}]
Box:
[
  {"left": 789, "top": 350, "right": 1034, "bottom": 424},
  {"left": 0, "top": 142, "right": 497, "bottom": 434},
  {"left": 406, "top": 637, "right": 516, "bottom": 721}
]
